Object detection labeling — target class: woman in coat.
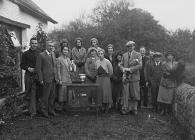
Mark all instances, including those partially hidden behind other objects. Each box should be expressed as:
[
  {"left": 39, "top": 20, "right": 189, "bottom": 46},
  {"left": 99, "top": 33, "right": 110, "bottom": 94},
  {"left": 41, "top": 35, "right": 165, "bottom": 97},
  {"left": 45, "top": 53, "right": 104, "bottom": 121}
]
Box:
[
  {"left": 57, "top": 45, "right": 73, "bottom": 111},
  {"left": 71, "top": 37, "right": 87, "bottom": 81},
  {"left": 157, "top": 52, "right": 178, "bottom": 115}
]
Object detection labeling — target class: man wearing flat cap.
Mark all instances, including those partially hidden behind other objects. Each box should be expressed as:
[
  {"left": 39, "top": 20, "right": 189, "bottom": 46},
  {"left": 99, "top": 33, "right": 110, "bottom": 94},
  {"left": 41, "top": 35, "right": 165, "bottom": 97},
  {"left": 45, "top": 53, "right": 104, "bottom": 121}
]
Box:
[
  {"left": 145, "top": 52, "right": 163, "bottom": 112},
  {"left": 120, "top": 41, "right": 142, "bottom": 115},
  {"left": 36, "top": 40, "right": 58, "bottom": 117}
]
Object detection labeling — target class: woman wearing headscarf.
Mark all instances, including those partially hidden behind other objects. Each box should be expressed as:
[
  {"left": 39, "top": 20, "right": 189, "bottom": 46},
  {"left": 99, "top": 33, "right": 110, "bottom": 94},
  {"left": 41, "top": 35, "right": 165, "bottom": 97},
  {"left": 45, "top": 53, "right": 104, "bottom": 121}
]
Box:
[
  {"left": 71, "top": 37, "right": 87, "bottom": 80},
  {"left": 87, "top": 38, "right": 102, "bottom": 54},
  {"left": 157, "top": 52, "right": 178, "bottom": 115},
  {"left": 96, "top": 49, "right": 113, "bottom": 113}
]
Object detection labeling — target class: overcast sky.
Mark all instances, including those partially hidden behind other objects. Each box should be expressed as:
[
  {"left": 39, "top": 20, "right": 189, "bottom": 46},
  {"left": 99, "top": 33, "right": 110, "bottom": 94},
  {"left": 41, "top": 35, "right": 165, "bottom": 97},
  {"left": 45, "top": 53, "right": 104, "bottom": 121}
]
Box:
[{"left": 33, "top": 0, "right": 195, "bottom": 31}]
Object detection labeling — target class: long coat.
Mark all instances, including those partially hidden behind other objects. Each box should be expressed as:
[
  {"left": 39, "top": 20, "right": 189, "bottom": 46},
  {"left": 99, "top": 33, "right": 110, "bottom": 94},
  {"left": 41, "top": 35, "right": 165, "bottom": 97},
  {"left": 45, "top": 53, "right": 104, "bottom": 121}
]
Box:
[
  {"left": 57, "top": 56, "right": 72, "bottom": 83},
  {"left": 71, "top": 47, "right": 87, "bottom": 80},
  {"left": 157, "top": 61, "right": 178, "bottom": 104},
  {"left": 56, "top": 56, "right": 72, "bottom": 102},
  {"left": 121, "top": 50, "right": 142, "bottom": 109}
]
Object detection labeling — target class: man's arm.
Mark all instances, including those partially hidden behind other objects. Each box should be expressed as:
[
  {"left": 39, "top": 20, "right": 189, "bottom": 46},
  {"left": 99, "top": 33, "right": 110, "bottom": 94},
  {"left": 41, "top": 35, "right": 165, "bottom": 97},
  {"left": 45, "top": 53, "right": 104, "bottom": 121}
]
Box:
[
  {"left": 20, "top": 52, "right": 28, "bottom": 71},
  {"left": 129, "top": 53, "right": 142, "bottom": 73}
]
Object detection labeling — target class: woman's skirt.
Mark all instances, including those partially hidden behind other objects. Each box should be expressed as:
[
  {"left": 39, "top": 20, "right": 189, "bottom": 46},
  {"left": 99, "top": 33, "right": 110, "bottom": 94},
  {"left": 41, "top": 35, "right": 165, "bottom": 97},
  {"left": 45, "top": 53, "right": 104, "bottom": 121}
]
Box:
[
  {"left": 96, "top": 76, "right": 112, "bottom": 104},
  {"left": 157, "top": 86, "right": 175, "bottom": 104},
  {"left": 58, "top": 82, "right": 71, "bottom": 102}
]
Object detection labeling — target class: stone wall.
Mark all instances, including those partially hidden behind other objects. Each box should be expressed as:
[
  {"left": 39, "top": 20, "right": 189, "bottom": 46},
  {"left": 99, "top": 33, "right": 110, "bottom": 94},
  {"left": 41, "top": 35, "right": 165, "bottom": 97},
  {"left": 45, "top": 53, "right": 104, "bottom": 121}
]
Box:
[{"left": 173, "top": 83, "right": 195, "bottom": 140}]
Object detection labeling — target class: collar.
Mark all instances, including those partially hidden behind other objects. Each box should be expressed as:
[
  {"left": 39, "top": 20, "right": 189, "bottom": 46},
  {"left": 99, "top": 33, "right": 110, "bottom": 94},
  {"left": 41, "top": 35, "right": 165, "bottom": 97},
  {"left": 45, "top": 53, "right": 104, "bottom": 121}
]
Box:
[
  {"left": 155, "top": 61, "right": 160, "bottom": 65},
  {"left": 45, "top": 50, "right": 51, "bottom": 55},
  {"left": 128, "top": 50, "right": 134, "bottom": 56}
]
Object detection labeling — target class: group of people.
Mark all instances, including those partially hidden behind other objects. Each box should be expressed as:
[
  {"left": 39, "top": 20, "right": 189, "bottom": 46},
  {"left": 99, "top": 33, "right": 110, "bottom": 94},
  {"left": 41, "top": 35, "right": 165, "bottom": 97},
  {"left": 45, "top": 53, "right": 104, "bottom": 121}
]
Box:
[{"left": 21, "top": 36, "right": 180, "bottom": 118}]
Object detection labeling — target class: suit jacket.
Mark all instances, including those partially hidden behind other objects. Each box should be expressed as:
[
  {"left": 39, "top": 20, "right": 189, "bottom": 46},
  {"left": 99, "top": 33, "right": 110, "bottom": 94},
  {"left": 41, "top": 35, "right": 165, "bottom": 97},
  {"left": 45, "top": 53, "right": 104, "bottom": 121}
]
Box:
[
  {"left": 36, "top": 50, "right": 58, "bottom": 83},
  {"left": 145, "top": 60, "right": 163, "bottom": 83},
  {"left": 139, "top": 55, "right": 149, "bottom": 84},
  {"left": 56, "top": 56, "right": 72, "bottom": 83},
  {"left": 121, "top": 50, "right": 142, "bottom": 82}
]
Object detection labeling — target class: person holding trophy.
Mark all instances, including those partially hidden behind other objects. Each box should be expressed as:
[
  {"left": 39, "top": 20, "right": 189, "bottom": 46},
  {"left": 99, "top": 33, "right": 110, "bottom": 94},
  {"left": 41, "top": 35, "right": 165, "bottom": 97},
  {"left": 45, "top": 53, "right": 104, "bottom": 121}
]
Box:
[{"left": 120, "top": 41, "right": 142, "bottom": 115}]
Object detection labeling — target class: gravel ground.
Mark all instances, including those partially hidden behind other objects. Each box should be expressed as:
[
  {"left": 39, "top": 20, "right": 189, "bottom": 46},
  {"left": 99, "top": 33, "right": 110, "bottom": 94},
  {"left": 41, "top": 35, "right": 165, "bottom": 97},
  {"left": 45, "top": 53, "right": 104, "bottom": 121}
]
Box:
[{"left": 0, "top": 109, "right": 188, "bottom": 140}]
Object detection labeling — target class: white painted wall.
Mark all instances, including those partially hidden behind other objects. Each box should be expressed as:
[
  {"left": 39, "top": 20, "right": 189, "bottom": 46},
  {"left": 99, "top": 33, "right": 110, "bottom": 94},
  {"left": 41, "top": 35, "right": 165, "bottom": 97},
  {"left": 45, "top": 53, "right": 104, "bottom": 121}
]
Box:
[
  {"left": 0, "top": 0, "right": 50, "bottom": 92},
  {"left": 0, "top": 0, "right": 48, "bottom": 47}
]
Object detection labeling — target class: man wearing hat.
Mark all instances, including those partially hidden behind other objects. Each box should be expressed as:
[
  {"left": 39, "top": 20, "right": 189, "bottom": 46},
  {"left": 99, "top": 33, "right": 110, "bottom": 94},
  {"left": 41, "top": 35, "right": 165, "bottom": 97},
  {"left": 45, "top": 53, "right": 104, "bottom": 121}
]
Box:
[
  {"left": 36, "top": 40, "right": 58, "bottom": 117},
  {"left": 145, "top": 52, "right": 163, "bottom": 112},
  {"left": 120, "top": 41, "right": 142, "bottom": 115}
]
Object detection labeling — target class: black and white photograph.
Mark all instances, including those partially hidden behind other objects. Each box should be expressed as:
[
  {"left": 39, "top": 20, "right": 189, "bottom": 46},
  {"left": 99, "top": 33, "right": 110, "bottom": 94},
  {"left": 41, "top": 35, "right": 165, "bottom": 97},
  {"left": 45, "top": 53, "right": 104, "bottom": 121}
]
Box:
[{"left": 0, "top": 0, "right": 195, "bottom": 139}]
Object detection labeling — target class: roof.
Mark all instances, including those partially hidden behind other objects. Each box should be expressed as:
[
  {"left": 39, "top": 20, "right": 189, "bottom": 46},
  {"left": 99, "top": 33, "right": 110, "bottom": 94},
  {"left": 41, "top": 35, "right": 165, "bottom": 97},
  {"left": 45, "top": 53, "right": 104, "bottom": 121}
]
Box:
[
  {"left": 0, "top": 15, "right": 30, "bottom": 28},
  {"left": 10, "top": 0, "right": 57, "bottom": 24}
]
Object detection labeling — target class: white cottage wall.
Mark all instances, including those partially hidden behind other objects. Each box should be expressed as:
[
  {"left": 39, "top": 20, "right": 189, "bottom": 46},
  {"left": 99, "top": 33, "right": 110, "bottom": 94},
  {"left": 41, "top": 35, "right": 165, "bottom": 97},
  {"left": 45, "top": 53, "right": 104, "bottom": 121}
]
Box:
[
  {"left": 0, "top": 0, "right": 49, "bottom": 92},
  {"left": 0, "top": 0, "right": 48, "bottom": 47}
]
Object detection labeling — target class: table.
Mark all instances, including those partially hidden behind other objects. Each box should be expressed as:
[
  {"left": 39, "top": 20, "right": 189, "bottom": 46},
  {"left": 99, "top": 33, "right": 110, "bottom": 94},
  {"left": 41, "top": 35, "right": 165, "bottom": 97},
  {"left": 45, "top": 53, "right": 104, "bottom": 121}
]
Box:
[{"left": 64, "top": 83, "right": 102, "bottom": 112}]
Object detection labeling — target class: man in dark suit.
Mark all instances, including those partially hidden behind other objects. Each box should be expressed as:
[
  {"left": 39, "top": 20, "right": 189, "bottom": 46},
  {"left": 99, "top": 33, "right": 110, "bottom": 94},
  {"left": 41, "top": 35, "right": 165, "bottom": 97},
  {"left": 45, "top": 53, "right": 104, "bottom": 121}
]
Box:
[
  {"left": 145, "top": 52, "right": 163, "bottom": 112},
  {"left": 36, "top": 40, "right": 58, "bottom": 117},
  {"left": 139, "top": 47, "right": 149, "bottom": 108},
  {"left": 20, "top": 37, "right": 39, "bottom": 118}
]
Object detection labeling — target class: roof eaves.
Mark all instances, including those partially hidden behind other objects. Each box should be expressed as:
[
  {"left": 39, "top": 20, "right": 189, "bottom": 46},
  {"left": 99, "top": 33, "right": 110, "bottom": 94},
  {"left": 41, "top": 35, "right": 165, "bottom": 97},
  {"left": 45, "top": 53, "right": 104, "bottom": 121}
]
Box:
[
  {"left": 9, "top": 0, "right": 58, "bottom": 24},
  {"left": 0, "top": 15, "right": 30, "bottom": 28}
]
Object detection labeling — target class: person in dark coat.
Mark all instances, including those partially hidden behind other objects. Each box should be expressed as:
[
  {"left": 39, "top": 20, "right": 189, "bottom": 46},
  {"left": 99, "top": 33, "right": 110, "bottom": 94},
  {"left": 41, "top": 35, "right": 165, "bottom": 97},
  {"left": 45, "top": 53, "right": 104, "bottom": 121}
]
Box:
[
  {"left": 36, "top": 40, "right": 59, "bottom": 117},
  {"left": 20, "top": 37, "right": 39, "bottom": 118},
  {"left": 145, "top": 52, "right": 163, "bottom": 112},
  {"left": 112, "top": 51, "right": 123, "bottom": 110},
  {"left": 139, "top": 47, "right": 149, "bottom": 107}
]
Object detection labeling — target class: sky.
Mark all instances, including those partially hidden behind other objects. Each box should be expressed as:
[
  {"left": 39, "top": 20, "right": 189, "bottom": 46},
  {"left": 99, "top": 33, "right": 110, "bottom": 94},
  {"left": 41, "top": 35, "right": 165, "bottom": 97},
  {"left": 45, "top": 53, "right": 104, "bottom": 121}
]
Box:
[{"left": 33, "top": 0, "right": 195, "bottom": 31}]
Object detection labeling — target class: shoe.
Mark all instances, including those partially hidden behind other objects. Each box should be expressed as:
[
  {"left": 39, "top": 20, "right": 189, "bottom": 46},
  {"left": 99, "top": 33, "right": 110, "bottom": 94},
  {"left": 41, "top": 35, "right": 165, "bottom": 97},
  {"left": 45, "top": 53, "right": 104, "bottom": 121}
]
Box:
[
  {"left": 42, "top": 112, "right": 49, "bottom": 118},
  {"left": 133, "top": 110, "right": 138, "bottom": 115},
  {"left": 160, "top": 110, "right": 166, "bottom": 116},
  {"left": 49, "top": 111, "right": 58, "bottom": 117},
  {"left": 30, "top": 114, "right": 36, "bottom": 119},
  {"left": 120, "top": 110, "right": 128, "bottom": 115}
]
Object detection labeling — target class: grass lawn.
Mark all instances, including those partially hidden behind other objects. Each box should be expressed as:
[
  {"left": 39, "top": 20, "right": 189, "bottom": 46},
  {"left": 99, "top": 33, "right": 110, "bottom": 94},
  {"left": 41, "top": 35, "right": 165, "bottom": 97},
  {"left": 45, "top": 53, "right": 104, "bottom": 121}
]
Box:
[{"left": 0, "top": 109, "right": 187, "bottom": 140}]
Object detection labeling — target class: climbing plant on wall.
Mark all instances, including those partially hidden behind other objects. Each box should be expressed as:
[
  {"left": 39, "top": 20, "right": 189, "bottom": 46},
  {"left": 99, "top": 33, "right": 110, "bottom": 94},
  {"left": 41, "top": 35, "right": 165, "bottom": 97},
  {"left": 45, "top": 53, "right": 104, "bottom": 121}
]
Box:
[
  {"left": 36, "top": 23, "right": 47, "bottom": 51},
  {"left": 0, "top": 24, "right": 20, "bottom": 95},
  {"left": 0, "top": 24, "right": 23, "bottom": 120}
]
